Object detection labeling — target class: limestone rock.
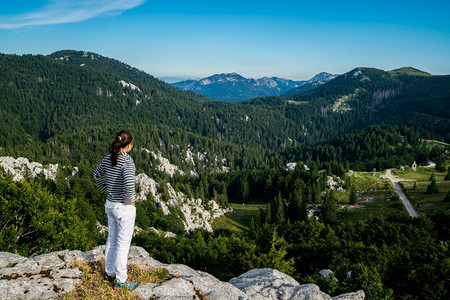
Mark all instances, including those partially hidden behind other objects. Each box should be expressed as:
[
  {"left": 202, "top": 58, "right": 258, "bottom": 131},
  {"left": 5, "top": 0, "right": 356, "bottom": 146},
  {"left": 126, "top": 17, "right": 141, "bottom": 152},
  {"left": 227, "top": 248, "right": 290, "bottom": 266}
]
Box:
[
  {"left": 0, "top": 156, "right": 62, "bottom": 181},
  {"left": 82, "top": 245, "right": 105, "bottom": 263},
  {"left": 135, "top": 173, "right": 229, "bottom": 232},
  {"left": 332, "top": 290, "right": 365, "bottom": 300},
  {"left": 136, "top": 265, "right": 248, "bottom": 300},
  {"left": 0, "top": 246, "right": 364, "bottom": 300},
  {"left": 319, "top": 269, "right": 339, "bottom": 282},
  {"left": 0, "top": 252, "right": 26, "bottom": 268},
  {"left": 135, "top": 277, "right": 198, "bottom": 300},
  {"left": 229, "top": 268, "right": 331, "bottom": 300},
  {"left": 33, "top": 250, "right": 67, "bottom": 271},
  {"left": 0, "top": 258, "right": 41, "bottom": 278}
]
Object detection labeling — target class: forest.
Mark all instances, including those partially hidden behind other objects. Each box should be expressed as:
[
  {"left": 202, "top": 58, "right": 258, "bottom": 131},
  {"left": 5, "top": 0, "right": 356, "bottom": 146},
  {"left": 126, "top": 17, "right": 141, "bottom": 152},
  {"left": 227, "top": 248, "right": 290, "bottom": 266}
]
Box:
[{"left": 1, "top": 51, "right": 449, "bottom": 299}]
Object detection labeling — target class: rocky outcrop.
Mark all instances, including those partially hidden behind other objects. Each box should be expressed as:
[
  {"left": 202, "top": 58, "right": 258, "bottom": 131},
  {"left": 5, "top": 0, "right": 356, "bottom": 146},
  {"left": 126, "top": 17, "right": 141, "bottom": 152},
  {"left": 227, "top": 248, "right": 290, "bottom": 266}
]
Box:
[
  {"left": 1, "top": 156, "right": 229, "bottom": 233},
  {"left": 0, "top": 246, "right": 364, "bottom": 300},
  {"left": 0, "top": 156, "right": 77, "bottom": 181},
  {"left": 136, "top": 173, "right": 231, "bottom": 232}
]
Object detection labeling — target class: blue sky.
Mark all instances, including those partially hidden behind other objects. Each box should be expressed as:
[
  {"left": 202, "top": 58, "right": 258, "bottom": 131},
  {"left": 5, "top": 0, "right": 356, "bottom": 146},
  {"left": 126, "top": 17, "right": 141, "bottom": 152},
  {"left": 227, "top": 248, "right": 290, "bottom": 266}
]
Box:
[{"left": 1, "top": 0, "right": 449, "bottom": 81}]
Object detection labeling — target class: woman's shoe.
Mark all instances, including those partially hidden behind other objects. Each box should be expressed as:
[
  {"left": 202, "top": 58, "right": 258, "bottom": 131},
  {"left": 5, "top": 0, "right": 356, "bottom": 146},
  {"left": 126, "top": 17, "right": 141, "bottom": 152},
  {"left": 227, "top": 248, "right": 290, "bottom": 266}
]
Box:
[{"left": 113, "top": 277, "right": 139, "bottom": 290}]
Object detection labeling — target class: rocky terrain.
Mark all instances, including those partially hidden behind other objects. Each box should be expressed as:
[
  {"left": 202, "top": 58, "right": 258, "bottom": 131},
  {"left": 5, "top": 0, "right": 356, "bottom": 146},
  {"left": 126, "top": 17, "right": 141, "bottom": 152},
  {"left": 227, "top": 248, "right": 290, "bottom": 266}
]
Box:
[
  {"left": 0, "top": 156, "right": 229, "bottom": 233},
  {"left": 136, "top": 173, "right": 231, "bottom": 232},
  {"left": 0, "top": 246, "right": 364, "bottom": 300}
]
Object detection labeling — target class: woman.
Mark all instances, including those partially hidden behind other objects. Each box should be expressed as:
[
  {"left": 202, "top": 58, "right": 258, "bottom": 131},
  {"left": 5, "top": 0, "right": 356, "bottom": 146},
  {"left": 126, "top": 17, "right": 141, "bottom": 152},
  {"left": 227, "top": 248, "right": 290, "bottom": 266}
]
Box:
[{"left": 93, "top": 130, "right": 139, "bottom": 290}]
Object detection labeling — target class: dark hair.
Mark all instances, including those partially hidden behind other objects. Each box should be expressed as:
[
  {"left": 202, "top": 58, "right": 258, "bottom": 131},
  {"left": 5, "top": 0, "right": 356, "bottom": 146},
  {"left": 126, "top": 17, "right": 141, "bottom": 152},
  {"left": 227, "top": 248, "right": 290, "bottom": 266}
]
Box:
[{"left": 109, "top": 130, "right": 133, "bottom": 167}]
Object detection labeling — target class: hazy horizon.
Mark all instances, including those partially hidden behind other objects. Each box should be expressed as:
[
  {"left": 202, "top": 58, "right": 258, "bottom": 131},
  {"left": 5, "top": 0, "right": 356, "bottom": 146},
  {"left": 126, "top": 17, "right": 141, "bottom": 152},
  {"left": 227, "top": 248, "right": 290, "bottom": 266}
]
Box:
[{"left": 1, "top": 0, "right": 449, "bottom": 80}]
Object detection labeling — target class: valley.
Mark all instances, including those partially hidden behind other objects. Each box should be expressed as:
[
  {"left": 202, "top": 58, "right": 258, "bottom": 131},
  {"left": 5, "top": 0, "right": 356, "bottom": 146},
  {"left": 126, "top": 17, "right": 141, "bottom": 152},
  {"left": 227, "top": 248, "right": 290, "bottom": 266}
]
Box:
[{"left": 0, "top": 51, "right": 449, "bottom": 299}]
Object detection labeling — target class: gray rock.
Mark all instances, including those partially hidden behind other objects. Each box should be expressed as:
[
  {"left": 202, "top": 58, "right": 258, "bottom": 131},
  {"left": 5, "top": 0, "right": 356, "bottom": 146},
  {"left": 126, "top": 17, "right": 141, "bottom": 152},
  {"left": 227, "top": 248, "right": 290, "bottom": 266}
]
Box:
[
  {"left": 290, "top": 284, "right": 332, "bottom": 300},
  {"left": 319, "top": 269, "right": 339, "bottom": 282},
  {"left": 82, "top": 245, "right": 105, "bottom": 262},
  {"left": 229, "top": 268, "right": 301, "bottom": 300},
  {"left": 134, "top": 277, "right": 199, "bottom": 300},
  {"left": 0, "top": 246, "right": 365, "bottom": 300},
  {"left": 128, "top": 246, "right": 151, "bottom": 259},
  {"left": 129, "top": 256, "right": 165, "bottom": 270},
  {"left": 0, "top": 273, "right": 81, "bottom": 300},
  {"left": 187, "top": 270, "right": 248, "bottom": 300},
  {"left": 50, "top": 268, "right": 83, "bottom": 280},
  {"left": 332, "top": 290, "right": 365, "bottom": 300},
  {"left": 33, "top": 250, "right": 67, "bottom": 271},
  {"left": 229, "top": 269, "right": 333, "bottom": 300},
  {"left": 165, "top": 263, "right": 200, "bottom": 277},
  {"left": 0, "top": 258, "right": 41, "bottom": 278},
  {"left": 62, "top": 250, "right": 85, "bottom": 266},
  {"left": 0, "top": 252, "right": 26, "bottom": 268}
]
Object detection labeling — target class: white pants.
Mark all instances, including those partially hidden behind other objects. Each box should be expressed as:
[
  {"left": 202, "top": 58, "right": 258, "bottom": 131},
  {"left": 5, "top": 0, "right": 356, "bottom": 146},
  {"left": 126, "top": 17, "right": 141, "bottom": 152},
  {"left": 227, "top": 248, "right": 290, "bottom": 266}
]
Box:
[{"left": 105, "top": 206, "right": 136, "bottom": 282}]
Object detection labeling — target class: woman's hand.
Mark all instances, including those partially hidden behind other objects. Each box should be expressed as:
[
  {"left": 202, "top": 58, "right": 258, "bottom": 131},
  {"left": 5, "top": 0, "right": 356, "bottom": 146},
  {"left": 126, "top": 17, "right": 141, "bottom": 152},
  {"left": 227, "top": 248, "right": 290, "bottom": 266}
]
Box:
[{"left": 120, "top": 194, "right": 136, "bottom": 203}]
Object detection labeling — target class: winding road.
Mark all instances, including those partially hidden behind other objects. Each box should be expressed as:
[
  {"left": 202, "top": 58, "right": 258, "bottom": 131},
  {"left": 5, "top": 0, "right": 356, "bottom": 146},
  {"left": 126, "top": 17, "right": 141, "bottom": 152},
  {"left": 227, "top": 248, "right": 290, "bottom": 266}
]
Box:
[{"left": 383, "top": 169, "right": 418, "bottom": 218}]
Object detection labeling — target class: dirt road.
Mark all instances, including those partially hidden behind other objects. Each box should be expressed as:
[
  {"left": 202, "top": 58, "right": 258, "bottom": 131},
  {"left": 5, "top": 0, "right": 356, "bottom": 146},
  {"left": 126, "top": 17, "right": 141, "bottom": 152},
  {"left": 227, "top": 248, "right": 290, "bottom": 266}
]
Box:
[{"left": 384, "top": 169, "right": 419, "bottom": 218}]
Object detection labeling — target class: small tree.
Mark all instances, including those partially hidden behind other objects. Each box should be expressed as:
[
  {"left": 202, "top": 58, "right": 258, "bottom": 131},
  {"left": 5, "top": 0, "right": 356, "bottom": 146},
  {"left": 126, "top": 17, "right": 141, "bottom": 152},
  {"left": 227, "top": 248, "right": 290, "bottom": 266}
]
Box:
[
  {"left": 444, "top": 192, "right": 450, "bottom": 202},
  {"left": 445, "top": 167, "right": 450, "bottom": 181},
  {"left": 322, "top": 190, "right": 337, "bottom": 225},
  {"left": 349, "top": 187, "right": 358, "bottom": 204},
  {"left": 435, "top": 157, "right": 446, "bottom": 172},
  {"left": 426, "top": 173, "right": 439, "bottom": 194}
]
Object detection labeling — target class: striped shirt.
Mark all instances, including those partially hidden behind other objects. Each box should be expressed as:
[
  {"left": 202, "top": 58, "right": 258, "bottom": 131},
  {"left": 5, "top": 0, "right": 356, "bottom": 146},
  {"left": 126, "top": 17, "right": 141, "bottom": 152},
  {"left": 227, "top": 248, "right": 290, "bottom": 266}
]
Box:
[{"left": 93, "top": 152, "right": 136, "bottom": 205}]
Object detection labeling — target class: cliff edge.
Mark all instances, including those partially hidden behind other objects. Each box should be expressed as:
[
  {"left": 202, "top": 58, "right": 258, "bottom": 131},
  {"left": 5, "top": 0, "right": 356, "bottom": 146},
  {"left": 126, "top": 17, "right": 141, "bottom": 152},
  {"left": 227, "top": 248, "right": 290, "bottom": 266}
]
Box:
[{"left": 0, "top": 246, "right": 364, "bottom": 300}]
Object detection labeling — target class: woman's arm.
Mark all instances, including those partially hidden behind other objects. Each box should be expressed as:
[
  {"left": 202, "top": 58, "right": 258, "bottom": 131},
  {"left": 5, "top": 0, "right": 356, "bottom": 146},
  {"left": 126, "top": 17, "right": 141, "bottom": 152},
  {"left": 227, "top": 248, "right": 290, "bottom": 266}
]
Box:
[
  {"left": 93, "top": 160, "right": 108, "bottom": 192},
  {"left": 122, "top": 158, "right": 136, "bottom": 204}
]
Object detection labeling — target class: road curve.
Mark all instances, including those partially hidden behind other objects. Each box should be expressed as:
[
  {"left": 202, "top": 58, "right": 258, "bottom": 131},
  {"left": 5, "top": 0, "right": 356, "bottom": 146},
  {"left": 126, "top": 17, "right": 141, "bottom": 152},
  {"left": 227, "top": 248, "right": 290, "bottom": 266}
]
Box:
[{"left": 384, "top": 169, "right": 419, "bottom": 218}]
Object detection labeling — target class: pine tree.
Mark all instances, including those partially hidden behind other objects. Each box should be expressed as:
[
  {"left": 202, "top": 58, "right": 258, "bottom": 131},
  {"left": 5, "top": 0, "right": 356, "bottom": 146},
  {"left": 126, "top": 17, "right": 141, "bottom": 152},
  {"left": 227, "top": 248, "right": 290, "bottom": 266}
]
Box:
[
  {"left": 349, "top": 187, "right": 358, "bottom": 204},
  {"left": 426, "top": 173, "right": 439, "bottom": 194},
  {"left": 435, "top": 156, "right": 446, "bottom": 172},
  {"left": 269, "top": 193, "right": 285, "bottom": 225},
  {"left": 288, "top": 191, "right": 304, "bottom": 222},
  {"left": 322, "top": 190, "right": 337, "bottom": 225},
  {"left": 444, "top": 191, "right": 450, "bottom": 202},
  {"left": 238, "top": 175, "right": 249, "bottom": 203}
]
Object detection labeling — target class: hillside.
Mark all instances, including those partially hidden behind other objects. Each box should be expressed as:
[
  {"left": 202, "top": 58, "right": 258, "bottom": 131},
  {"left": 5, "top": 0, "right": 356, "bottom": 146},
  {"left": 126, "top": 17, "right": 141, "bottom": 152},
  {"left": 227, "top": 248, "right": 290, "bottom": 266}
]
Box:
[
  {"left": 1, "top": 51, "right": 450, "bottom": 299},
  {"left": 1, "top": 52, "right": 449, "bottom": 173}
]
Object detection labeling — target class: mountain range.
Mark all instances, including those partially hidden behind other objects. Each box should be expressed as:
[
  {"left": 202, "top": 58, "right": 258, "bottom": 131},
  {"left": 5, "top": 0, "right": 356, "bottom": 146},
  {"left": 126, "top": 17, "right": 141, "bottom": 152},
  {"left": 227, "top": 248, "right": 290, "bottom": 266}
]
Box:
[
  {"left": 172, "top": 72, "right": 337, "bottom": 102},
  {"left": 0, "top": 50, "right": 449, "bottom": 173}
]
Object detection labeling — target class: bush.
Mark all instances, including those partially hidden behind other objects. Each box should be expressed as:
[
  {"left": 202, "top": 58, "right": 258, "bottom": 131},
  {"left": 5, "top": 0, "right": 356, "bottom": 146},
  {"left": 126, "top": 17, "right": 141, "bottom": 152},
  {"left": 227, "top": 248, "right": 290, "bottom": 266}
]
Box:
[{"left": 0, "top": 176, "right": 95, "bottom": 256}]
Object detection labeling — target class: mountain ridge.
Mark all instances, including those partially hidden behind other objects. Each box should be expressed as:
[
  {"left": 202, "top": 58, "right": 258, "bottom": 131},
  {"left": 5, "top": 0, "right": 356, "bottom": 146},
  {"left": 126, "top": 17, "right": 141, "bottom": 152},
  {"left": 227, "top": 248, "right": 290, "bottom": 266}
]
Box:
[{"left": 172, "top": 72, "right": 336, "bottom": 102}]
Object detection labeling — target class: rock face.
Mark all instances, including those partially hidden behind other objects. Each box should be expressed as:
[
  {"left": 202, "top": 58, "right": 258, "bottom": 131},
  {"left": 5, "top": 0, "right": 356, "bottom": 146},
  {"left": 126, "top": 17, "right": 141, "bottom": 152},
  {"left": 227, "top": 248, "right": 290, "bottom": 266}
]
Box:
[
  {"left": 0, "top": 156, "right": 70, "bottom": 181},
  {"left": 1, "top": 155, "right": 229, "bottom": 233},
  {"left": 136, "top": 173, "right": 231, "bottom": 232},
  {"left": 0, "top": 246, "right": 364, "bottom": 300}
]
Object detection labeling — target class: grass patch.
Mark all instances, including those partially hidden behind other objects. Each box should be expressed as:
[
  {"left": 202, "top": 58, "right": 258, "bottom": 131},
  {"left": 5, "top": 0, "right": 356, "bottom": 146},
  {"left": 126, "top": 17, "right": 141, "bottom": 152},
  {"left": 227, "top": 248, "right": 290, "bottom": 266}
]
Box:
[
  {"left": 339, "top": 192, "right": 409, "bottom": 222},
  {"left": 390, "top": 160, "right": 450, "bottom": 214},
  {"left": 61, "top": 259, "right": 170, "bottom": 300},
  {"left": 212, "top": 202, "right": 266, "bottom": 234},
  {"left": 337, "top": 171, "right": 408, "bottom": 221}
]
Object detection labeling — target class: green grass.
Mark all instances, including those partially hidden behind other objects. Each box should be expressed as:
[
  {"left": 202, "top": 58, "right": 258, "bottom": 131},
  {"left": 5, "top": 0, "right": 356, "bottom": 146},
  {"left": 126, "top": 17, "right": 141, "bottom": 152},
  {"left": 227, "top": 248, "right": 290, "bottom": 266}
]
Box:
[
  {"left": 339, "top": 193, "right": 409, "bottom": 222},
  {"left": 391, "top": 161, "right": 450, "bottom": 214},
  {"left": 212, "top": 202, "right": 267, "bottom": 234},
  {"left": 337, "top": 171, "right": 410, "bottom": 221}
]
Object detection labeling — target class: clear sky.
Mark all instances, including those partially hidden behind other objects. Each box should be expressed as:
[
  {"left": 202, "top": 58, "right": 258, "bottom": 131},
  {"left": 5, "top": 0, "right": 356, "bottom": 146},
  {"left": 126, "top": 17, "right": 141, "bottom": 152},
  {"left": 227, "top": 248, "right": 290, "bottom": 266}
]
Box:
[{"left": 1, "top": 0, "right": 449, "bottom": 81}]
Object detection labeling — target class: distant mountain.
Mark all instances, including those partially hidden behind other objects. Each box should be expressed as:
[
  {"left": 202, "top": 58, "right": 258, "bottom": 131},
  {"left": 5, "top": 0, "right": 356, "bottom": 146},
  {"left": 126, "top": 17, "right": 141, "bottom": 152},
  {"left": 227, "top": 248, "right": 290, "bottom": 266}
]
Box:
[
  {"left": 172, "top": 73, "right": 305, "bottom": 102},
  {"left": 282, "top": 72, "right": 338, "bottom": 96}
]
